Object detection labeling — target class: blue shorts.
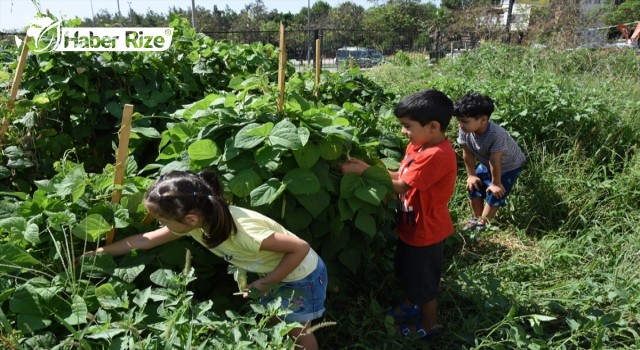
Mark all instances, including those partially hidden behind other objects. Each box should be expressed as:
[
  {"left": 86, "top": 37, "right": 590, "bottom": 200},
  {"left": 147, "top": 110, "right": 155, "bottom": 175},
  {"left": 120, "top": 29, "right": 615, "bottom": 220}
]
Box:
[
  {"left": 260, "top": 258, "right": 328, "bottom": 323},
  {"left": 468, "top": 164, "right": 523, "bottom": 207}
]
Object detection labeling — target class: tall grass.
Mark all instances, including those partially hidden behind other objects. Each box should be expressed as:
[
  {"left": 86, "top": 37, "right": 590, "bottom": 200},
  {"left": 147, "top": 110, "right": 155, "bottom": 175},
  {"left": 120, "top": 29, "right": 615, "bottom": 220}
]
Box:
[{"left": 329, "top": 44, "right": 640, "bottom": 349}]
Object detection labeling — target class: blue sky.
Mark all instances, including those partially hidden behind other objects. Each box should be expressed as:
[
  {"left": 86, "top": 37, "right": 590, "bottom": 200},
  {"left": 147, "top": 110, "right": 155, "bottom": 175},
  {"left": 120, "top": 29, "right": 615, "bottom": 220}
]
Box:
[{"left": 0, "top": 0, "right": 412, "bottom": 31}]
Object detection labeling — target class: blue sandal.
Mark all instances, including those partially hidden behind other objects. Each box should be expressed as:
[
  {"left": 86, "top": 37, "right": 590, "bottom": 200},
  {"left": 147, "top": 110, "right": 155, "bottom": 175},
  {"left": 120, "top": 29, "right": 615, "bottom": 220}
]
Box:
[
  {"left": 399, "top": 323, "right": 443, "bottom": 341},
  {"left": 385, "top": 303, "right": 421, "bottom": 320}
]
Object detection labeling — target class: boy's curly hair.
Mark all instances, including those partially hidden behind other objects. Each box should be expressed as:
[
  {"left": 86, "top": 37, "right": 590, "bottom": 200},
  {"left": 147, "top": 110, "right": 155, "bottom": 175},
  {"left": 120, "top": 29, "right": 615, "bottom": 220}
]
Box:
[{"left": 454, "top": 93, "right": 495, "bottom": 120}]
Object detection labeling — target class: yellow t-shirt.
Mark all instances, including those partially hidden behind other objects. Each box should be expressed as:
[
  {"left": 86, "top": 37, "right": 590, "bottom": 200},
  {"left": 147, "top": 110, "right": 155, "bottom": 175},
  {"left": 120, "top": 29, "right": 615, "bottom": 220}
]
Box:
[{"left": 175, "top": 206, "right": 318, "bottom": 282}]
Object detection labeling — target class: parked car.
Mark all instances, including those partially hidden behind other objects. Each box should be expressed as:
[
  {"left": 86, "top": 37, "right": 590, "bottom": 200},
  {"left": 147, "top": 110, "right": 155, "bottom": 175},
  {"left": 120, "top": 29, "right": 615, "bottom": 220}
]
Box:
[{"left": 335, "top": 47, "right": 383, "bottom": 68}]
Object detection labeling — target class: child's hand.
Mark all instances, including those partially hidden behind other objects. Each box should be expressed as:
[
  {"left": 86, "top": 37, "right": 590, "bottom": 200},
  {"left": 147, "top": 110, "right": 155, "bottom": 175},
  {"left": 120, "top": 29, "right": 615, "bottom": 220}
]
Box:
[
  {"left": 242, "top": 278, "right": 273, "bottom": 299},
  {"left": 487, "top": 184, "right": 505, "bottom": 198},
  {"left": 340, "top": 158, "right": 370, "bottom": 175},
  {"left": 466, "top": 176, "right": 482, "bottom": 191}
]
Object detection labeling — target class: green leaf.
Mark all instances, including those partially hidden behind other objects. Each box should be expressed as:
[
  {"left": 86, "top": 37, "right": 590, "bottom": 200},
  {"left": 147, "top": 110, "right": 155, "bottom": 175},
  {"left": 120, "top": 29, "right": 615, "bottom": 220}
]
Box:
[
  {"left": 132, "top": 127, "right": 161, "bottom": 138},
  {"left": 255, "top": 146, "right": 281, "bottom": 171},
  {"left": 296, "top": 190, "right": 331, "bottom": 217},
  {"left": 269, "top": 120, "right": 303, "bottom": 150},
  {"left": 150, "top": 269, "right": 180, "bottom": 289},
  {"left": 0, "top": 244, "right": 39, "bottom": 273},
  {"left": 23, "top": 223, "right": 40, "bottom": 244},
  {"left": 338, "top": 245, "right": 361, "bottom": 274},
  {"left": 64, "top": 295, "right": 88, "bottom": 325},
  {"left": 188, "top": 139, "right": 219, "bottom": 161},
  {"left": 114, "top": 265, "right": 145, "bottom": 283},
  {"left": 361, "top": 166, "right": 393, "bottom": 190},
  {"left": 113, "top": 208, "right": 130, "bottom": 229},
  {"left": 250, "top": 179, "right": 286, "bottom": 206},
  {"left": 56, "top": 166, "right": 87, "bottom": 201},
  {"left": 318, "top": 138, "right": 343, "bottom": 160},
  {"left": 235, "top": 123, "right": 270, "bottom": 149},
  {"left": 229, "top": 169, "right": 262, "bottom": 197},
  {"left": 283, "top": 168, "right": 320, "bottom": 195},
  {"left": 355, "top": 212, "right": 377, "bottom": 238},
  {"left": 32, "top": 94, "right": 50, "bottom": 105},
  {"left": 284, "top": 206, "right": 313, "bottom": 231},
  {"left": 340, "top": 173, "right": 362, "bottom": 198},
  {"left": 354, "top": 183, "right": 387, "bottom": 206},
  {"left": 71, "top": 214, "right": 111, "bottom": 242},
  {"left": 95, "top": 283, "right": 127, "bottom": 309},
  {"left": 293, "top": 142, "right": 320, "bottom": 169}
]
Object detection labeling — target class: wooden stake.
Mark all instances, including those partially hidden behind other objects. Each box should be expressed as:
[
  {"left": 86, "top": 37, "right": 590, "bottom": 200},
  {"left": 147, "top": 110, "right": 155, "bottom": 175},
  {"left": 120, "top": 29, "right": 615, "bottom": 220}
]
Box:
[
  {"left": 106, "top": 104, "right": 134, "bottom": 245},
  {"left": 277, "top": 22, "right": 286, "bottom": 112},
  {"left": 315, "top": 39, "right": 321, "bottom": 86},
  {"left": 0, "top": 36, "right": 30, "bottom": 143}
]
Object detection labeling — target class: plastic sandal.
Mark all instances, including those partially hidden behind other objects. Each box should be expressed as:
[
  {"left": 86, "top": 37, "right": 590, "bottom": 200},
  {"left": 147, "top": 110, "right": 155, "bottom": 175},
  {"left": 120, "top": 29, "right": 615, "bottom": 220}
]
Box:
[
  {"left": 386, "top": 303, "right": 421, "bottom": 320},
  {"left": 415, "top": 324, "right": 443, "bottom": 341},
  {"left": 399, "top": 323, "right": 443, "bottom": 341}
]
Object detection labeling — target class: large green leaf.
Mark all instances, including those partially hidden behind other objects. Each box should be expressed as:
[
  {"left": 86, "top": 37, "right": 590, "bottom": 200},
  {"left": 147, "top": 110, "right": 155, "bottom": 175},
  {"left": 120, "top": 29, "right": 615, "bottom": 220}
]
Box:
[
  {"left": 338, "top": 245, "right": 361, "bottom": 274},
  {"left": 250, "top": 179, "right": 286, "bottom": 206},
  {"left": 361, "top": 166, "right": 393, "bottom": 190},
  {"left": 354, "top": 183, "right": 388, "bottom": 206},
  {"left": 0, "top": 244, "right": 39, "bottom": 273},
  {"left": 355, "top": 212, "right": 377, "bottom": 238},
  {"left": 95, "top": 283, "right": 128, "bottom": 310},
  {"left": 255, "top": 146, "right": 281, "bottom": 171},
  {"left": 71, "top": 214, "right": 111, "bottom": 242},
  {"left": 269, "top": 120, "right": 303, "bottom": 150},
  {"left": 235, "top": 123, "right": 270, "bottom": 149},
  {"left": 188, "top": 139, "right": 219, "bottom": 161},
  {"left": 340, "top": 173, "right": 362, "bottom": 198},
  {"left": 55, "top": 166, "right": 87, "bottom": 202},
  {"left": 318, "top": 138, "right": 343, "bottom": 160},
  {"left": 293, "top": 142, "right": 320, "bottom": 169},
  {"left": 284, "top": 207, "right": 313, "bottom": 231},
  {"left": 229, "top": 169, "right": 262, "bottom": 197},
  {"left": 296, "top": 190, "right": 331, "bottom": 217},
  {"left": 63, "top": 295, "right": 88, "bottom": 326},
  {"left": 283, "top": 169, "right": 320, "bottom": 195}
]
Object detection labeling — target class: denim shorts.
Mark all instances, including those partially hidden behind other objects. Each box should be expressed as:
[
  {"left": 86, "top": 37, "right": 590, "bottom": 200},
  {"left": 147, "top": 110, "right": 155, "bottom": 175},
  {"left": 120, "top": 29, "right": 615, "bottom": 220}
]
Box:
[
  {"left": 468, "top": 164, "right": 523, "bottom": 207},
  {"left": 260, "top": 258, "right": 327, "bottom": 323}
]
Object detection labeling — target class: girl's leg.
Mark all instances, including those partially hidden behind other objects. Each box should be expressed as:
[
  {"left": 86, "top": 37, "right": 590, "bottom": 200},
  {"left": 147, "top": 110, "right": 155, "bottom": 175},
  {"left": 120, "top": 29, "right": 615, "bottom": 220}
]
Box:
[{"left": 289, "top": 322, "right": 318, "bottom": 350}]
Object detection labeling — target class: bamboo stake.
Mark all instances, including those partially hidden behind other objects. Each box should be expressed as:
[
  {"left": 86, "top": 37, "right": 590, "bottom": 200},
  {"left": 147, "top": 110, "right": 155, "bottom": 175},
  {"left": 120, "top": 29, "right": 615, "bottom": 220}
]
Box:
[
  {"left": 315, "top": 38, "right": 321, "bottom": 86},
  {"left": 277, "top": 22, "right": 286, "bottom": 112},
  {"left": 0, "top": 36, "right": 30, "bottom": 143},
  {"left": 106, "top": 104, "right": 134, "bottom": 245}
]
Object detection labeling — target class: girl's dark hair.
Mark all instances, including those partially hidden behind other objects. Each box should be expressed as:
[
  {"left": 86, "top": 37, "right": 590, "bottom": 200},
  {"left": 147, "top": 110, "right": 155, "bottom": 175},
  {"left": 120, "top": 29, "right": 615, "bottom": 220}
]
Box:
[{"left": 144, "top": 169, "right": 237, "bottom": 248}]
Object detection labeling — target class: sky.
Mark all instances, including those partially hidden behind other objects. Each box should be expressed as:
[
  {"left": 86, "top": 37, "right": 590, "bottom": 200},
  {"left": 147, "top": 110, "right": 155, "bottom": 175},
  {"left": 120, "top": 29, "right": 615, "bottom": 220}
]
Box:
[{"left": 0, "top": 0, "right": 388, "bottom": 31}]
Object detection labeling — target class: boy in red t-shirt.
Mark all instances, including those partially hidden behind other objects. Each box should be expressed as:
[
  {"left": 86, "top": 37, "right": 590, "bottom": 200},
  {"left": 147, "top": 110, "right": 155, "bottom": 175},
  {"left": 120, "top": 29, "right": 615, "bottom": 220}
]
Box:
[{"left": 341, "top": 89, "right": 457, "bottom": 341}]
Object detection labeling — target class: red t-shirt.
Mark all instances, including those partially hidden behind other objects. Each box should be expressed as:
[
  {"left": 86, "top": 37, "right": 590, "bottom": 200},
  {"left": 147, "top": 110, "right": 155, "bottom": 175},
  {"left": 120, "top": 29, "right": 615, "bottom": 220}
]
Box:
[{"left": 396, "top": 140, "right": 457, "bottom": 246}]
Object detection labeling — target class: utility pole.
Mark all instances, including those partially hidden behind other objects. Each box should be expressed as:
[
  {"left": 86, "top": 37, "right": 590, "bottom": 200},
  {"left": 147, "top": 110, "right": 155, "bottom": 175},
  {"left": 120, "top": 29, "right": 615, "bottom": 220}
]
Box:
[
  {"left": 191, "top": 0, "right": 197, "bottom": 30},
  {"left": 504, "top": 0, "right": 515, "bottom": 43},
  {"left": 117, "top": 0, "right": 121, "bottom": 16}
]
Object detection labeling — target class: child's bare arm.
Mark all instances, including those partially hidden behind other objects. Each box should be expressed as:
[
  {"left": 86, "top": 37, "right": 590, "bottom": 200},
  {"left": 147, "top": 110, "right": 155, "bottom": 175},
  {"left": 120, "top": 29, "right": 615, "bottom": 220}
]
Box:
[
  {"left": 488, "top": 152, "right": 506, "bottom": 198},
  {"left": 85, "top": 226, "right": 180, "bottom": 257},
  {"left": 248, "top": 233, "right": 310, "bottom": 293}
]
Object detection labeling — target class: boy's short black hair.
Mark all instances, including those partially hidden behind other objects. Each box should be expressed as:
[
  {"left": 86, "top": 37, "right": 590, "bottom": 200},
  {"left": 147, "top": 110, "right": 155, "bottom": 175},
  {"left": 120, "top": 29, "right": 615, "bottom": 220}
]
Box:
[
  {"left": 394, "top": 89, "right": 454, "bottom": 131},
  {"left": 453, "top": 92, "right": 495, "bottom": 120}
]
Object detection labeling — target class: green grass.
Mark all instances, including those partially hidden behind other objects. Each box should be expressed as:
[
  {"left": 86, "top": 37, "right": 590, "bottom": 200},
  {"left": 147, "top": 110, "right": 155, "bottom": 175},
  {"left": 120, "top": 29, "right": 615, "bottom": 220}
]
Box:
[{"left": 317, "top": 44, "right": 640, "bottom": 349}]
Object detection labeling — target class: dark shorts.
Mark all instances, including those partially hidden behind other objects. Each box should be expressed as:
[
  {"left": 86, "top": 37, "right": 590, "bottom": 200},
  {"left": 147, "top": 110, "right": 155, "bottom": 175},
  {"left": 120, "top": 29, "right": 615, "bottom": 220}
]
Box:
[
  {"left": 260, "top": 258, "right": 328, "bottom": 323},
  {"left": 394, "top": 239, "right": 444, "bottom": 305},
  {"left": 468, "top": 164, "right": 523, "bottom": 207}
]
